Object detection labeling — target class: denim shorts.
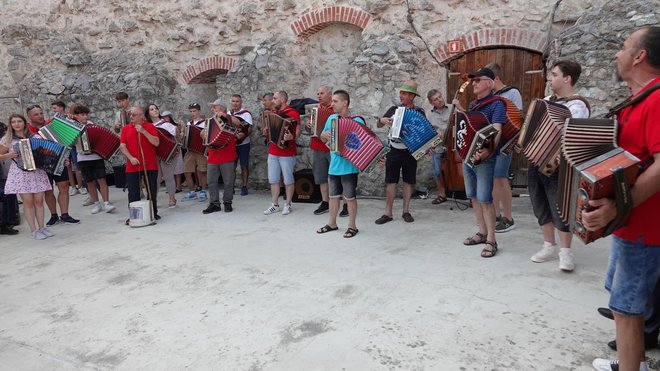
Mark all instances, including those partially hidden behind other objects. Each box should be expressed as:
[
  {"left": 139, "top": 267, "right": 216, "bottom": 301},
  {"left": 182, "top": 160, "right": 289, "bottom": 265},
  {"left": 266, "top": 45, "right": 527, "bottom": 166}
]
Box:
[
  {"left": 432, "top": 152, "right": 445, "bottom": 179},
  {"left": 605, "top": 235, "right": 660, "bottom": 316},
  {"left": 312, "top": 150, "right": 330, "bottom": 185},
  {"left": 267, "top": 154, "right": 296, "bottom": 185},
  {"left": 462, "top": 157, "right": 495, "bottom": 204},
  {"left": 328, "top": 173, "right": 358, "bottom": 200},
  {"left": 493, "top": 151, "right": 512, "bottom": 178},
  {"left": 236, "top": 143, "right": 250, "bottom": 167}
]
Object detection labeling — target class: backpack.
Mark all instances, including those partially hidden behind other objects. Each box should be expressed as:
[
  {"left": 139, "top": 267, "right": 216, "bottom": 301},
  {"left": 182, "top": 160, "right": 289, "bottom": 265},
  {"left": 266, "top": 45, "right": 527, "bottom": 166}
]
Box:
[{"left": 289, "top": 98, "right": 319, "bottom": 115}]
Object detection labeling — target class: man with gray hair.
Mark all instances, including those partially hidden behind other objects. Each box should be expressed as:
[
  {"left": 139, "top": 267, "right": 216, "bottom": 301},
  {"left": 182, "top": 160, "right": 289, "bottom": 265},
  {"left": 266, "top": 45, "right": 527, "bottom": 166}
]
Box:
[{"left": 426, "top": 89, "right": 452, "bottom": 204}]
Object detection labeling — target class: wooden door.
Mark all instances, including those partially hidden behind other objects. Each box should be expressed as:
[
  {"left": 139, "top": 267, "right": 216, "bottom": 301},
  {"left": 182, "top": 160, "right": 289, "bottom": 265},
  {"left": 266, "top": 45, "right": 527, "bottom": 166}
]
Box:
[{"left": 446, "top": 48, "right": 546, "bottom": 190}]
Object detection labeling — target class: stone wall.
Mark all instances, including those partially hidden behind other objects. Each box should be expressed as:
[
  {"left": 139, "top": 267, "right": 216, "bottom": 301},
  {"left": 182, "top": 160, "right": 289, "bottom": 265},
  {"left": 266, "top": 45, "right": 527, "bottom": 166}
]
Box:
[{"left": 0, "top": 0, "right": 614, "bottom": 195}]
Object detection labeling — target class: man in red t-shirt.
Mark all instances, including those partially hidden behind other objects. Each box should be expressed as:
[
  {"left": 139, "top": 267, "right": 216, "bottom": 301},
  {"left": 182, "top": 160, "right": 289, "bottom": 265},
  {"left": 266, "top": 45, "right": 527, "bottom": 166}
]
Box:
[
  {"left": 263, "top": 90, "right": 300, "bottom": 215},
  {"left": 119, "top": 106, "right": 160, "bottom": 222},
  {"left": 201, "top": 100, "right": 239, "bottom": 214},
  {"left": 583, "top": 26, "right": 660, "bottom": 371}
]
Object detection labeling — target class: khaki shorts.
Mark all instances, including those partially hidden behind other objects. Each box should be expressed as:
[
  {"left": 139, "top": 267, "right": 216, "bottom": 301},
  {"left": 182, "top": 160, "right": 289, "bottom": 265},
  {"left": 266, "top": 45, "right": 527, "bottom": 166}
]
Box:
[{"left": 183, "top": 151, "right": 207, "bottom": 173}]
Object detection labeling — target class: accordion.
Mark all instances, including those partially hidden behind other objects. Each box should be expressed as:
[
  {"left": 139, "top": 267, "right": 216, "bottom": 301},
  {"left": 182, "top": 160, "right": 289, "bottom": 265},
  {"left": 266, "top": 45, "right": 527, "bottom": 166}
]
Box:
[
  {"left": 310, "top": 105, "right": 333, "bottom": 138},
  {"left": 79, "top": 124, "right": 121, "bottom": 160},
  {"left": 205, "top": 117, "right": 237, "bottom": 149},
  {"left": 453, "top": 111, "right": 498, "bottom": 168},
  {"left": 328, "top": 116, "right": 389, "bottom": 173},
  {"left": 518, "top": 99, "right": 572, "bottom": 176},
  {"left": 265, "top": 112, "right": 296, "bottom": 149},
  {"left": 498, "top": 100, "right": 524, "bottom": 154},
  {"left": 557, "top": 118, "right": 639, "bottom": 244},
  {"left": 183, "top": 124, "right": 206, "bottom": 154},
  {"left": 13, "top": 138, "right": 70, "bottom": 176},
  {"left": 155, "top": 128, "right": 180, "bottom": 163},
  {"left": 389, "top": 107, "right": 442, "bottom": 160},
  {"left": 39, "top": 113, "right": 84, "bottom": 147}
]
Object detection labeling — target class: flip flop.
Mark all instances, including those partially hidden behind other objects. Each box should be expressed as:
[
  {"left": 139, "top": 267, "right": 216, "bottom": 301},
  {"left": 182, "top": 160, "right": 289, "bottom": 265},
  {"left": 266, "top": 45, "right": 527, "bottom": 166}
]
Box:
[
  {"left": 343, "top": 227, "right": 359, "bottom": 238},
  {"left": 316, "top": 224, "right": 339, "bottom": 234}
]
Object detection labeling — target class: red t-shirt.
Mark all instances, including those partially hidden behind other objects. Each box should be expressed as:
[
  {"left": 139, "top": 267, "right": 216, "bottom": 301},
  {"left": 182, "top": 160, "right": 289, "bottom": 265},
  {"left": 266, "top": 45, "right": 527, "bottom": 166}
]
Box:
[
  {"left": 120, "top": 121, "right": 159, "bottom": 173},
  {"left": 310, "top": 103, "right": 333, "bottom": 152},
  {"left": 268, "top": 105, "right": 300, "bottom": 157},
  {"left": 28, "top": 124, "right": 40, "bottom": 134},
  {"left": 613, "top": 77, "right": 660, "bottom": 245},
  {"left": 207, "top": 134, "right": 238, "bottom": 165}
]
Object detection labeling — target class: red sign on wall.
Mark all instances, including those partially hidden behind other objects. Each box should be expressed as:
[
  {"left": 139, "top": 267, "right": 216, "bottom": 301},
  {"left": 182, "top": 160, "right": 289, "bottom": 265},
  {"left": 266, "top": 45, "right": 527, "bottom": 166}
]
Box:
[{"left": 448, "top": 40, "right": 462, "bottom": 53}]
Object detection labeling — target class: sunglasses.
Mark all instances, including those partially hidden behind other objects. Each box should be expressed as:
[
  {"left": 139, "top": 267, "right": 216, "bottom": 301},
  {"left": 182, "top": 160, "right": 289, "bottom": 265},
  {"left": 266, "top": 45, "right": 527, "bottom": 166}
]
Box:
[
  {"left": 26, "top": 104, "right": 42, "bottom": 112},
  {"left": 472, "top": 78, "right": 492, "bottom": 84}
]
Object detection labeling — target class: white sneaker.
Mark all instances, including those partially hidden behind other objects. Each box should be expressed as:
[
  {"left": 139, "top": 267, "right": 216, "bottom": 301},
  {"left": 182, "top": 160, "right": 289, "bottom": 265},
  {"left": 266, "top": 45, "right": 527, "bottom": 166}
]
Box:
[
  {"left": 91, "top": 202, "right": 102, "bottom": 214},
  {"left": 103, "top": 201, "right": 116, "bottom": 213},
  {"left": 592, "top": 358, "right": 648, "bottom": 371},
  {"left": 282, "top": 203, "right": 292, "bottom": 215},
  {"left": 31, "top": 230, "right": 47, "bottom": 240},
  {"left": 82, "top": 196, "right": 94, "bottom": 206},
  {"left": 559, "top": 247, "right": 575, "bottom": 271},
  {"left": 531, "top": 242, "right": 559, "bottom": 263},
  {"left": 80, "top": 187, "right": 88, "bottom": 195},
  {"left": 264, "top": 204, "right": 281, "bottom": 215},
  {"left": 39, "top": 228, "right": 54, "bottom": 238},
  {"left": 69, "top": 186, "right": 79, "bottom": 196}
]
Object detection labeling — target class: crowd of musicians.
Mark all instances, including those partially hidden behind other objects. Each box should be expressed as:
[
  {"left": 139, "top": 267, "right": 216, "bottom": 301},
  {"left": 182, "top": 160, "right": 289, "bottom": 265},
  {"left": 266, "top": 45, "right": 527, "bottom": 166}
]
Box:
[{"left": 0, "top": 25, "right": 658, "bottom": 371}]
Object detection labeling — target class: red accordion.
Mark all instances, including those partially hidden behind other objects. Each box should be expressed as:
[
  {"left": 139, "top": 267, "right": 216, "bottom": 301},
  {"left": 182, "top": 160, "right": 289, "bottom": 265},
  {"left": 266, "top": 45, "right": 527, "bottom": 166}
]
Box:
[
  {"left": 328, "top": 116, "right": 388, "bottom": 173},
  {"left": 453, "top": 111, "right": 498, "bottom": 167},
  {"left": 205, "top": 116, "right": 237, "bottom": 149},
  {"left": 470, "top": 97, "right": 522, "bottom": 154},
  {"left": 310, "top": 105, "right": 333, "bottom": 137},
  {"left": 79, "top": 124, "right": 121, "bottom": 160},
  {"left": 183, "top": 124, "right": 205, "bottom": 154},
  {"left": 265, "top": 112, "right": 296, "bottom": 149},
  {"left": 155, "top": 128, "right": 179, "bottom": 163}
]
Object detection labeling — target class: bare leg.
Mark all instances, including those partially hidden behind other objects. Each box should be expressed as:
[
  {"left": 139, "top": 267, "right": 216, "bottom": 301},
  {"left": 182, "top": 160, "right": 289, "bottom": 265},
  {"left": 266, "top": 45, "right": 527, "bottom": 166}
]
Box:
[
  {"left": 384, "top": 183, "right": 396, "bottom": 217},
  {"left": 19, "top": 193, "right": 37, "bottom": 232},
  {"left": 320, "top": 183, "right": 329, "bottom": 203},
  {"left": 482, "top": 202, "right": 497, "bottom": 242},
  {"left": 540, "top": 223, "right": 556, "bottom": 244},
  {"left": 327, "top": 197, "right": 340, "bottom": 228},
  {"left": 184, "top": 172, "right": 196, "bottom": 191},
  {"left": 199, "top": 171, "right": 207, "bottom": 190},
  {"left": 56, "top": 181, "right": 70, "bottom": 214},
  {"left": 44, "top": 189, "right": 57, "bottom": 215},
  {"left": 402, "top": 182, "right": 413, "bottom": 214},
  {"left": 285, "top": 183, "right": 294, "bottom": 205},
  {"left": 494, "top": 178, "right": 513, "bottom": 219},
  {"left": 270, "top": 184, "right": 280, "bottom": 205},
  {"left": 98, "top": 178, "right": 110, "bottom": 202},
  {"left": 34, "top": 192, "right": 45, "bottom": 228},
  {"left": 436, "top": 177, "right": 446, "bottom": 198},
  {"left": 346, "top": 198, "right": 358, "bottom": 229},
  {"left": 86, "top": 180, "right": 100, "bottom": 202},
  {"left": 613, "top": 312, "right": 646, "bottom": 371},
  {"left": 241, "top": 165, "right": 249, "bottom": 187},
  {"left": 558, "top": 230, "right": 573, "bottom": 249}
]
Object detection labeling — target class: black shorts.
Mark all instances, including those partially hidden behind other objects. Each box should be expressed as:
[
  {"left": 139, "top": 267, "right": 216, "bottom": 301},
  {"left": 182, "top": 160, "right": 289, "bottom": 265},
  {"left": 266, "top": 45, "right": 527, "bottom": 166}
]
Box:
[
  {"left": 385, "top": 148, "right": 417, "bottom": 184},
  {"left": 48, "top": 168, "right": 69, "bottom": 184},
  {"left": 527, "top": 166, "right": 570, "bottom": 232},
  {"left": 78, "top": 159, "right": 107, "bottom": 183}
]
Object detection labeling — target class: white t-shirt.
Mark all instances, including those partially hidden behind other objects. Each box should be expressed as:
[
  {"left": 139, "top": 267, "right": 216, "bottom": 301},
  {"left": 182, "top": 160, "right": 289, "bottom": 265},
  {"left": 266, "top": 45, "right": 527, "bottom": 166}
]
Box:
[
  {"left": 77, "top": 121, "right": 103, "bottom": 162},
  {"left": 155, "top": 119, "right": 177, "bottom": 137},
  {"left": 544, "top": 95, "right": 590, "bottom": 119},
  {"left": 230, "top": 108, "right": 253, "bottom": 145}
]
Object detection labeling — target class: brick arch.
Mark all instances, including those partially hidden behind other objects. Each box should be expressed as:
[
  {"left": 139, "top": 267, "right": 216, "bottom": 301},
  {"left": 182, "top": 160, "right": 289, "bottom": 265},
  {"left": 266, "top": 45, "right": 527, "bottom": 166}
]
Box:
[
  {"left": 183, "top": 56, "right": 237, "bottom": 84},
  {"left": 433, "top": 28, "right": 548, "bottom": 66},
  {"left": 291, "top": 6, "right": 371, "bottom": 39}
]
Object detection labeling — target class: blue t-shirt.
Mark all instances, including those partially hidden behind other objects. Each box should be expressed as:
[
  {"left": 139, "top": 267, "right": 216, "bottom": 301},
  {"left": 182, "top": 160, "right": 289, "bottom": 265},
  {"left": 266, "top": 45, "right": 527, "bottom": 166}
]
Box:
[
  {"left": 322, "top": 113, "right": 366, "bottom": 176},
  {"left": 469, "top": 93, "right": 507, "bottom": 150}
]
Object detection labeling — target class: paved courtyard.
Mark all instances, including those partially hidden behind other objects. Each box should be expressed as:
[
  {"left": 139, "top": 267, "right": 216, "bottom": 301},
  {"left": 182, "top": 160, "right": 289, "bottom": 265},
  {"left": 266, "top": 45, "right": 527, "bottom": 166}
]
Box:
[{"left": 1, "top": 186, "right": 658, "bottom": 370}]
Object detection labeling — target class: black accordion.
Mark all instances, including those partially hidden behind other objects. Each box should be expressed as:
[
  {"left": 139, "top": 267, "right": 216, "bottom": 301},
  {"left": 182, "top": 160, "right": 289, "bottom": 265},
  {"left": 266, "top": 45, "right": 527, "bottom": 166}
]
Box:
[{"left": 13, "top": 138, "right": 70, "bottom": 176}]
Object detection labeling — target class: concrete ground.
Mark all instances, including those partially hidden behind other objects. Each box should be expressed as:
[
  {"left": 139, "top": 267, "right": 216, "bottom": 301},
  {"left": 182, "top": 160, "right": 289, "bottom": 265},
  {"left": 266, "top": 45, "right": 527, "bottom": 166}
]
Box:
[{"left": 1, "top": 185, "right": 658, "bottom": 371}]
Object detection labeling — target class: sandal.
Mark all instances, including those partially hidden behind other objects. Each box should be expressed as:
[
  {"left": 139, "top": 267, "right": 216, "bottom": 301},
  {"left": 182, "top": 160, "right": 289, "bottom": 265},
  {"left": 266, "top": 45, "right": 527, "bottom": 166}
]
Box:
[
  {"left": 168, "top": 199, "right": 177, "bottom": 208},
  {"left": 432, "top": 195, "right": 447, "bottom": 205},
  {"left": 317, "top": 224, "right": 339, "bottom": 234},
  {"left": 375, "top": 215, "right": 393, "bottom": 225},
  {"left": 481, "top": 241, "right": 498, "bottom": 258},
  {"left": 463, "top": 232, "right": 487, "bottom": 245},
  {"left": 343, "top": 227, "right": 359, "bottom": 238},
  {"left": 402, "top": 212, "right": 414, "bottom": 223}
]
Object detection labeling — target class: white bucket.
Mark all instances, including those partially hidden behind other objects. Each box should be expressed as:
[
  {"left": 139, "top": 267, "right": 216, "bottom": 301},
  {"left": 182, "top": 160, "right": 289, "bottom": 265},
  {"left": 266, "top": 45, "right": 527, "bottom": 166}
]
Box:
[{"left": 129, "top": 200, "right": 154, "bottom": 228}]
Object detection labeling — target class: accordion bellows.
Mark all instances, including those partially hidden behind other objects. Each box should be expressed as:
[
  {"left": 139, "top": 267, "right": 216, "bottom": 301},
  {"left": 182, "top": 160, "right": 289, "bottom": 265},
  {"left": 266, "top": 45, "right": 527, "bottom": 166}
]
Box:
[
  {"left": 155, "top": 128, "right": 179, "bottom": 163},
  {"left": 328, "top": 116, "right": 388, "bottom": 173},
  {"left": 80, "top": 124, "right": 121, "bottom": 160},
  {"left": 14, "top": 138, "right": 70, "bottom": 176},
  {"left": 389, "top": 108, "right": 441, "bottom": 160},
  {"left": 39, "top": 113, "right": 84, "bottom": 147},
  {"left": 183, "top": 125, "right": 205, "bottom": 154}
]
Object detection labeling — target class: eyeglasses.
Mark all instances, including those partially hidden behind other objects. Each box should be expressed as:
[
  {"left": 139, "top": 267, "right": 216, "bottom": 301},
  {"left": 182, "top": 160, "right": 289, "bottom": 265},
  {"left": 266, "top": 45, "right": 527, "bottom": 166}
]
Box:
[{"left": 471, "top": 78, "right": 492, "bottom": 84}]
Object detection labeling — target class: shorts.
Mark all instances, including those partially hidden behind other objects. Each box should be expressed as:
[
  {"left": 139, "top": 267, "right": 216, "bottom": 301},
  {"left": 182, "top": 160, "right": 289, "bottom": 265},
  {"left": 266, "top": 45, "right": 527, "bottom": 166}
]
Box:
[
  {"left": 236, "top": 143, "right": 250, "bottom": 167},
  {"left": 267, "top": 154, "right": 296, "bottom": 185},
  {"left": 328, "top": 173, "right": 358, "bottom": 200},
  {"left": 48, "top": 169, "right": 69, "bottom": 184},
  {"left": 432, "top": 152, "right": 445, "bottom": 179},
  {"left": 493, "top": 151, "right": 513, "bottom": 178},
  {"left": 184, "top": 151, "right": 207, "bottom": 173},
  {"left": 385, "top": 148, "right": 417, "bottom": 184},
  {"left": 462, "top": 156, "right": 495, "bottom": 204},
  {"left": 77, "top": 159, "right": 107, "bottom": 183},
  {"left": 312, "top": 150, "right": 331, "bottom": 185},
  {"left": 605, "top": 236, "right": 660, "bottom": 316},
  {"left": 70, "top": 146, "right": 79, "bottom": 167},
  {"left": 527, "top": 166, "right": 569, "bottom": 232}
]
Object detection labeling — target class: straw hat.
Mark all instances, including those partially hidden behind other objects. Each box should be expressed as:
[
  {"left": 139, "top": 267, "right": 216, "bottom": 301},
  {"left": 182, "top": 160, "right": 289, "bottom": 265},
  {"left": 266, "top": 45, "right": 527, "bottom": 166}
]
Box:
[{"left": 398, "top": 80, "right": 420, "bottom": 96}]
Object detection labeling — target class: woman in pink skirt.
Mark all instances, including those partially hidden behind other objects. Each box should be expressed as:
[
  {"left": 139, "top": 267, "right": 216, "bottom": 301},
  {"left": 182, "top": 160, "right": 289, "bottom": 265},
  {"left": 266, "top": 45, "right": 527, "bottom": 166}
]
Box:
[{"left": 0, "top": 114, "right": 53, "bottom": 240}]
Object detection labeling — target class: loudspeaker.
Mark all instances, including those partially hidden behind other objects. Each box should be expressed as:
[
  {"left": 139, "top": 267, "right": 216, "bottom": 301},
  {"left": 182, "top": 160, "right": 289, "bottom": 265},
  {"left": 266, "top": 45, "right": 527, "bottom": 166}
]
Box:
[{"left": 292, "top": 169, "right": 321, "bottom": 203}]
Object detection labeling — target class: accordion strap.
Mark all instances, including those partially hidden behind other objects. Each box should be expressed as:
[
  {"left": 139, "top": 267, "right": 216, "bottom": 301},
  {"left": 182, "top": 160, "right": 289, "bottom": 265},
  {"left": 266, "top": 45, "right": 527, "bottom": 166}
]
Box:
[
  {"left": 606, "top": 83, "right": 660, "bottom": 118},
  {"left": 603, "top": 166, "right": 634, "bottom": 236}
]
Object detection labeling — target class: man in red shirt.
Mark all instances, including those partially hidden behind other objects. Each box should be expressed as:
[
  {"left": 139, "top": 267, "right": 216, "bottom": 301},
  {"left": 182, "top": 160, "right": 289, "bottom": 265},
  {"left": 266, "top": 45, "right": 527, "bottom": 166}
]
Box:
[
  {"left": 119, "top": 106, "right": 160, "bottom": 222},
  {"left": 263, "top": 90, "right": 300, "bottom": 215},
  {"left": 202, "top": 100, "right": 240, "bottom": 214},
  {"left": 584, "top": 26, "right": 660, "bottom": 371}
]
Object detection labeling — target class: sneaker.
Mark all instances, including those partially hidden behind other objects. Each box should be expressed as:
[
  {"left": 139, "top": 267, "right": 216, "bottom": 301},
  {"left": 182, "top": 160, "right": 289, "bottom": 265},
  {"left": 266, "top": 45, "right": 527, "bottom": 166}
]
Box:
[
  {"left": 69, "top": 186, "right": 79, "bottom": 196},
  {"left": 496, "top": 214, "right": 503, "bottom": 224},
  {"left": 223, "top": 202, "right": 233, "bottom": 213},
  {"left": 411, "top": 190, "right": 428, "bottom": 199},
  {"left": 592, "top": 358, "right": 648, "bottom": 371},
  {"left": 46, "top": 214, "right": 60, "bottom": 227},
  {"left": 495, "top": 217, "right": 516, "bottom": 233},
  {"left": 264, "top": 204, "right": 280, "bottom": 215},
  {"left": 241, "top": 186, "right": 248, "bottom": 196},
  {"left": 314, "top": 201, "right": 329, "bottom": 215},
  {"left": 558, "top": 247, "right": 575, "bottom": 271},
  {"left": 531, "top": 242, "right": 559, "bottom": 263},
  {"left": 282, "top": 203, "right": 292, "bottom": 215},
  {"left": 202, "top": 204, "right": 222, "bottom": 214},
  {"left": 31, "top": 230, "right": 47, "bottom": 240},
  {"left": 339, "top": 204, "right": 349, "bottom": 217},
  {"left": 39, "top": 228, "right": 54, "bottom": 238},
  {"left": 60, "top": 214, "right": 80, "bottom": 224},
  {"left": 198, "top": 190, "right": 207, "bottom": 202},
  {"left": 181, "top": 191, "right": 197, "bottom": 201},
  {"left": 91, "top": 202, "right": 102, "bottom": 214},
  {"left": 80, "top": 187, "right": 88, "bottom": 195},
  {"left": 82, "top": 197, "right": 94, "bottom": 206},
  {"left": 103, "top": 202, "right": 116, "bottom": 213}
]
